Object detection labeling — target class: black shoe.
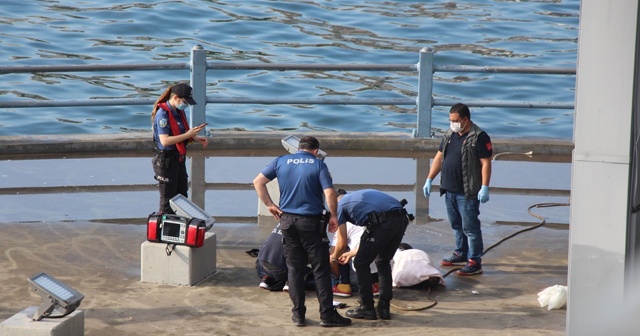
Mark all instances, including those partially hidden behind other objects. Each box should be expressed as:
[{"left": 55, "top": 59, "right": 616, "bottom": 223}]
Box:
[
  {"left": 292, "top": 315, "right": 305, "bottom": 327},
  {"left": 320, "top": 311, "right": 352, "bottom": 327},
  {"left": 376, "top": 306, "right": 391, "bottom": 320},
  {"left": 346, "top": 304, "right": 377, "bottom": 320}
]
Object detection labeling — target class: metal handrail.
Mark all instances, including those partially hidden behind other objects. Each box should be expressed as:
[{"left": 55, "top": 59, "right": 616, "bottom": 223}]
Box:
[
  {"left": 0, "top": 45, "right": 576, "bottom": 138},
  {"left": 0, "top": 62, "right": 188, "bottom": 74}
]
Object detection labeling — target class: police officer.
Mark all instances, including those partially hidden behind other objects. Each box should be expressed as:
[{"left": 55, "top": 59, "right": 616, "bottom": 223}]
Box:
[
  {"left": 255, "top": 223, "right": 289, "bottom": 291},
  {"left": 255, "top": 222, "right": 316, "bottom": 292},
  {"left": 151, "top": 83, "right": 208, "bottom": 213},
  {"left": 331, "top": 189, "right": 411, "bottom": 320},
  {"left": 253, "top": 136, "right": 351, "bottom": 328}
]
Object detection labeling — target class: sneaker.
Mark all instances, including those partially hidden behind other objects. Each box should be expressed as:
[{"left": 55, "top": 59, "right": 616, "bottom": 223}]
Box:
[
  {"left": 292, "top": 315, "right": 305, "bottom": 327},
  {"left": 346, "top": 304, "right": 377, "bottom": 320},
  {"left": 372, "top": 283, "right": 379, "bottom": 296},
  {"left": 457, "top": 259, "right": 483, "bottom": 276},
  {"left": 333, "top": 284, "right": 352, "bottom": 297},
  {"left": 320, "top": 310, "right": 352, "bottom": 327},
  {"left": 259, "top": 276, "right": 271, "bottom": 290},
  {"left": 283, "top": 283, "right": 289, "bottom": 292},
  {"left": 441, "top": 252, "right": 467, "bottom": 266}
]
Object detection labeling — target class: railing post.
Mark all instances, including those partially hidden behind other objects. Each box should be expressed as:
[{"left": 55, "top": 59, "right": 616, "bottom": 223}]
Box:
[
  {"left": 190, "top": 44, "right": 208, "bottom": 133},
  {"left": 189, "top": 45, "right": 207, "bottom": 209},
  {"left": 414, "top": 47, "right": 434, "bottom": 138}
]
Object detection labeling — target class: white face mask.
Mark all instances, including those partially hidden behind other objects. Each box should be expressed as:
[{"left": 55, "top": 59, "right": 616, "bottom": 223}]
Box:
[
  {"left": 450, "top": 120, "right": 464, "bottom": 133},
  {"left": 176, "top": 101, "right": 189, "bottom": 111}
]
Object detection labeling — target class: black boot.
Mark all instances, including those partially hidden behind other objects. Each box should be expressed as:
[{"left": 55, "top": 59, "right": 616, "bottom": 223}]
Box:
[
  {"left": 376, "top": 298, "right": 391, "bottom": 320},
  {"left": 291, "top": 315, "right": 305, "bottom": 327},
  {"left": 320, "top": 309, "right": 352, "bottom": 327},
  {"left": 346, "top": 304, "right": 377, "bottom": 320}
]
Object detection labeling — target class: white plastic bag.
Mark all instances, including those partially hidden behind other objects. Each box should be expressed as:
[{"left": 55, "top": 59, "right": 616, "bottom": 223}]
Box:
[{"left": 537, "top": 284, "right": 567, "bottom": 310}]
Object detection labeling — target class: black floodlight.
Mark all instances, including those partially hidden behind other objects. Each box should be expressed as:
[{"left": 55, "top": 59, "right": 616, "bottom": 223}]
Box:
[
  {"left": 281, "top": 135, "right": 327, "bottom": 160},
  {"left": 28, "top": 272, "right": 84, "bottom": 321},
  {"left": 169, "top": 194, "right": 215, "bottom": 230}
]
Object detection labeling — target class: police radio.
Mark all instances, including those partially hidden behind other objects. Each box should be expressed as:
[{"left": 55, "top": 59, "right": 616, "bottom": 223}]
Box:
[{"left": 147, "top": 195, "right": 215, "bottom": 248}]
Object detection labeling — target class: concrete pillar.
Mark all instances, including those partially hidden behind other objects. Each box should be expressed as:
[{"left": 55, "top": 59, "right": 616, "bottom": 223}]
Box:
[
  {"left": 568, "top": 0, "right": 639, "bottom": 334},
  {"left": 257, "top": 179, "right": 280, "bottom": 217}
]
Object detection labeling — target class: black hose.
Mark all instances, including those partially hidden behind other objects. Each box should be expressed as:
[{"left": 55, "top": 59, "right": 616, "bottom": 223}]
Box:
[{"left": 391, "top": 201, "right": 570, "bottom": 311}]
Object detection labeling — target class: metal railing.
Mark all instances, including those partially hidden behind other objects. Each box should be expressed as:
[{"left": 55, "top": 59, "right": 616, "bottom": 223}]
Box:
[
  {"left": 0, "top": 45, "right": 575, "bottom": 138},
  {"left": 0, "top": 47, "right": 575, "bottom": 221}
]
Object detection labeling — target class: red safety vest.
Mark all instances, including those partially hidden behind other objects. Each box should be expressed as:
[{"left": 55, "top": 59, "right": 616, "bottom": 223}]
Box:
[{"left": 158, "top": 102, "right": 192, "bottom": 156}]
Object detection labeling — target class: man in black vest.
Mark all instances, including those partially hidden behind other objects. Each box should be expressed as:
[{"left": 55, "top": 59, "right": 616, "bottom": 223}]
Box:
[{"left": 423, "top": 103, "right": 493, "bottom": 276}]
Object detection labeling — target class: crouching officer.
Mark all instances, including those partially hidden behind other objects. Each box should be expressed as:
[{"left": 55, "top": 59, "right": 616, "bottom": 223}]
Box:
[{"left": 331, "top": 189, "right": 412, "bottom": 320}]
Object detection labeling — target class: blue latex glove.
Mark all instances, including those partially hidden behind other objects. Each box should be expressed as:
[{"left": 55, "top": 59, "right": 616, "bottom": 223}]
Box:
[
  {"left": 478, "top": 185, "right": 490, "bottom": 203},
  {"left": 423, "top": 178, "right": 433, "bottom": 198}
]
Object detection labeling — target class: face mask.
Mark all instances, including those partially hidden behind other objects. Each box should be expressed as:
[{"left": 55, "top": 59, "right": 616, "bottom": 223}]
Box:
[
  {"left": 450, "top": 121, "right": 463, "bottom": 133},
  {"left": 176, "top": 101, "right": 189, "bottom": 111}
]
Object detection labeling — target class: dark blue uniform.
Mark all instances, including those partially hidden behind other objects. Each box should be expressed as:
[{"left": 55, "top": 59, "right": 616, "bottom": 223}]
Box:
[
  {"left": 256, "top": 223, "right": 316, "bottom": 291},
  {"left": 338, "top": 189, "right": 410, "bottom": 313},
  {"left": 152, "top": 105, "right": 188, "bottom": 213},
  {"left": 261, "top": 151, "right": 331, "bottom": 215},
  {"left": 153, "top": 107, "right": 187, "bottom": 151},
  {"left": 256, "top": 224, "right": 288, "bottom": 290},
  {"left": 260, "top": 150, "right": 335, "bottom": 321}
]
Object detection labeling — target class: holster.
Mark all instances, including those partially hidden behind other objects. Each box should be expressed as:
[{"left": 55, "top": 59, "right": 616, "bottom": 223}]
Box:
[
  {"left": 321, "top": 210, "right": 331, "bottom": 235},
  {"left": 361, "top": 211, "right": 380, "bottom": 242},
  {"left": 153, "top": 150, "right": 173, "bottom": 169}
]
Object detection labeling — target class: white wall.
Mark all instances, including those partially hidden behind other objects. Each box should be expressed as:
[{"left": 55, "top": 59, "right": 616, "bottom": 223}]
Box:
[{"left": 568, "top": 0, "right": 639, "bottom": 334}]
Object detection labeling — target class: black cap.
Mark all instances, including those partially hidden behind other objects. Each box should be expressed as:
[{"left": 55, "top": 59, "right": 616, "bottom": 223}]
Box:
[{"left": 171, "top": 83, "right": 197, "bottom": 105}]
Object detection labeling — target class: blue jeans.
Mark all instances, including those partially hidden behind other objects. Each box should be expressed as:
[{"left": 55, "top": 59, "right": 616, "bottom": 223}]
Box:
[{"left": 445, "top": 191, "right": 483, "bottom": 263}]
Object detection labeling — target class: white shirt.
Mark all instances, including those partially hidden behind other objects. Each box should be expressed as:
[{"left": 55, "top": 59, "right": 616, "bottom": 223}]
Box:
[{"left": 391, "top": 249, "right": 444, "bottom": 287}]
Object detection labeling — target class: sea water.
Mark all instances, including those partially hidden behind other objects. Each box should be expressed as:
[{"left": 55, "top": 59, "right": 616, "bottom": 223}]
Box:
[{"left": 0, "top": 0, "right": 579, "bottom": 138}]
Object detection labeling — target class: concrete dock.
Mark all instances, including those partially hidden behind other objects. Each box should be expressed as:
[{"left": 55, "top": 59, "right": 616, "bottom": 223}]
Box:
[{"left": 0, "top": 132, "right": 571, "bottom": 335}]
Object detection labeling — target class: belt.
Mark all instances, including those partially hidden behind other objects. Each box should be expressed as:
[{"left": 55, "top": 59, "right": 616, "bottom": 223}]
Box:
[
  {"left": 281, "top": 212, "right": 324, "bottom": 219},
  {"left": 376, "top": 208, "right": 407, "bottom": 219},
  {"left": 153, "top": 148, "right": 179, "bottom": 155},
  {"left": 154, "top": 148, "right": 185, "bottom": 161}
]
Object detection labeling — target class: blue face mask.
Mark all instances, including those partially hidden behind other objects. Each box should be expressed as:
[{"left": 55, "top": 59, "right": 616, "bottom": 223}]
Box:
[{"left": 176, "top": 100, "right": 189, "bottom": 111}]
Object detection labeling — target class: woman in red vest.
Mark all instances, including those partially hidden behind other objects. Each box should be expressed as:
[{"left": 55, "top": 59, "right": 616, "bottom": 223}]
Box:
[{"left": 151, "top": 83, "right": 208, "bottom": 213}]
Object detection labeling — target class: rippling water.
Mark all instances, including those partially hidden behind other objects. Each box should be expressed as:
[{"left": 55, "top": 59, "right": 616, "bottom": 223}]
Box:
[{"left": 0, "top": 0, "right": 579, "bottom": 138}]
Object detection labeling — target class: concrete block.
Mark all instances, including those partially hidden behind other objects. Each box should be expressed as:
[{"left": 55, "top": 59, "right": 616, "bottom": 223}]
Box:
[
  {"left": 141, "top": 232, "right": 217, "bottom": 286},
  {"left": 258, "top": 178, "right": 279, "bottom": 216},
  {"left": 0, "top": 306, "right": 84, "bottom": 336}
]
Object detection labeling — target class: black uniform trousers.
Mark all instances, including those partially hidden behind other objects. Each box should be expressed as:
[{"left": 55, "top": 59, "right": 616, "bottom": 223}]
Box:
[
  {"left": 152, "top": 150, "right": 188, "bottom": 214},
  {"left": 280, "top": 213, "right": 334, "bottom": 320},
  {"left": 353, "top": 214, "right": 409, "bottom": 309}
]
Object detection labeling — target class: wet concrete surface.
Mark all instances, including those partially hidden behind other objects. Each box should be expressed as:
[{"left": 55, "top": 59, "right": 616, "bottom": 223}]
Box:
[{"left": 0, "top": 215, "right": 568, "bottom": 335}]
